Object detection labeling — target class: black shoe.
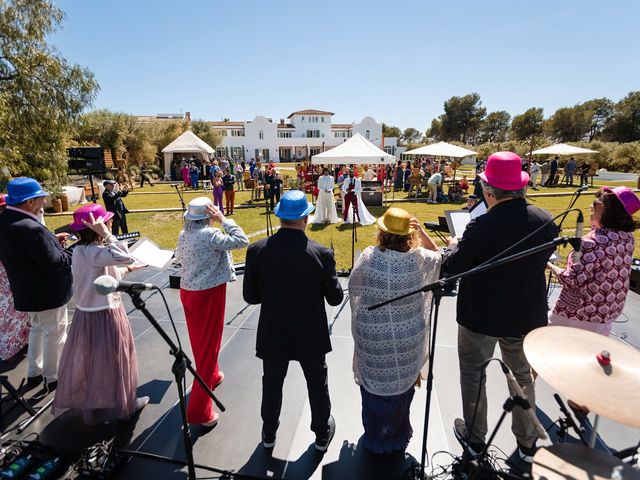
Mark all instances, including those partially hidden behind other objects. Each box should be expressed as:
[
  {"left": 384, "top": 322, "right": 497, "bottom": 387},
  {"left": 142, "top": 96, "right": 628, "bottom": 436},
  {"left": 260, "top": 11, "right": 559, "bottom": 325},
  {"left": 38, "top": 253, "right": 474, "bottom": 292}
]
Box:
[
  {"left": 315, "top": 415, "right": 336, "bottom": 452},
  {"left": 262, "top": 430, "right": 276, "bottom": 449},
  {"left": 44, "top": 380, "right": 57, "bottom": 395},
  {"left": 25, "top": 375, "right": 43, "bottom": 389},
  {"left": 517, "top": 441, "right": 537, "bottom": 464},
  {"left": 453, "top": 418, "right": 486, "bottom": 457}
]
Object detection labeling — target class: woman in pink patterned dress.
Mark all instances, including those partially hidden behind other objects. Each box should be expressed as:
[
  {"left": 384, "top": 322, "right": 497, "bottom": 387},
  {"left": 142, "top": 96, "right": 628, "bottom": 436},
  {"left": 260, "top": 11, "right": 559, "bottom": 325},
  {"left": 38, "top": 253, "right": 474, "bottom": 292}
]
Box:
[
  {"left": 547, "top": 186, "right": 640, "bottom": 336},
  {"left": 0, "top": 194, "right": 30, "bottom": 361}
]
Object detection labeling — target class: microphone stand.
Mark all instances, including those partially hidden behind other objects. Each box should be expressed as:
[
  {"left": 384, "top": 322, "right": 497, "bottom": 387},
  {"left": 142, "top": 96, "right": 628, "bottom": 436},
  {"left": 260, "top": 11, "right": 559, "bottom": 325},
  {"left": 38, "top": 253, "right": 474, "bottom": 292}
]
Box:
[
  {"left": 547, "top": 187, "right": 587, "bottom": 295},
  {"left": 371, "top": 236, "right": 579, "bottom": 480},
  {"left": 172, "top": 184, "right": 187, "bottom": 220},
  {"left": 127, "top": 289, "right": 225, "bottom": 480}
]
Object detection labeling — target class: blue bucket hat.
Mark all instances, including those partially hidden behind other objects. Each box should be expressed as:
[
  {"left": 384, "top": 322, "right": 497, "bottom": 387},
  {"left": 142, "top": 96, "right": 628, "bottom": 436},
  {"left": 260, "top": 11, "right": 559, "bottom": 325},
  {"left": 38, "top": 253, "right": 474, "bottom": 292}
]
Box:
[
  {"left": 274, "top": 190, "right": 314, "bottom": 220},
  {"left": 6, "top": 177, "right": 49, "bottom": 205}
]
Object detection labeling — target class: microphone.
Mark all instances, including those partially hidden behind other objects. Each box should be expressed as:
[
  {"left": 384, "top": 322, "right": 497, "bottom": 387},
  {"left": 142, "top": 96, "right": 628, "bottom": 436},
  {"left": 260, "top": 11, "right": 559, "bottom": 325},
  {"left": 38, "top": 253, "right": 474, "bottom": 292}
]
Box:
[
  {"left": 499, "top": 362, "right": 548, "bottom": 439},
  {"left": 577, "top": 185, "right": 589, "bottom": 192},
  {"left": 573, "top": 211, "right": 584, "bottom": 263},
  {"left": 94, "top": 275, "right": 155, "bottom": 296}
]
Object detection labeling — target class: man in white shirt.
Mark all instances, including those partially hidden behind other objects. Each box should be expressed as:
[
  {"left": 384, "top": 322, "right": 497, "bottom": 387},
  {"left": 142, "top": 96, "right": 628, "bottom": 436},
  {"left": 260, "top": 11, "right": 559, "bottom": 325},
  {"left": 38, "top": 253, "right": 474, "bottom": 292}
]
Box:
[
  {"left": 427, "top": 171, "right": 443, "bottom": 203},
  {"left": 362, "top": 165, "right": 376, "bottom": 182}
]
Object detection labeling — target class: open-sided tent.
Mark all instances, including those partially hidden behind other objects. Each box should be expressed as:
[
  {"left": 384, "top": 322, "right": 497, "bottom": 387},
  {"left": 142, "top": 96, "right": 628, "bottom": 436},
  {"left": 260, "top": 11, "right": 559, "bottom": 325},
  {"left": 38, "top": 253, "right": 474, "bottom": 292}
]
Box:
[
  {"left": 404, "top": 141, "right": 476, "bottom": 158},
  {"left": 311, "top": 133, "right": 395, "bottom": 165},
  {"left": 532, "top": 143, "right": 597, "bottom": 156},
  {"left": 161, "top": 130, "right": 215, "bottom": 177}
]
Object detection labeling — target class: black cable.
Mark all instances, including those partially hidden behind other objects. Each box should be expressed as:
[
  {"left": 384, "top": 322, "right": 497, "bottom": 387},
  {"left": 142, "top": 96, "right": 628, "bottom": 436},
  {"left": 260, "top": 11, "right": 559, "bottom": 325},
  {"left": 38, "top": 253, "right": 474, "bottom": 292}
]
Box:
[
  {"left": 153, "top": 286, "right": 182, "bottom": 352},
  {"left": 118, "top": 449, "right": 271, "bottom": 479},
  {"left": 476, "top": 208, "right": 582, "bottom": 269}
]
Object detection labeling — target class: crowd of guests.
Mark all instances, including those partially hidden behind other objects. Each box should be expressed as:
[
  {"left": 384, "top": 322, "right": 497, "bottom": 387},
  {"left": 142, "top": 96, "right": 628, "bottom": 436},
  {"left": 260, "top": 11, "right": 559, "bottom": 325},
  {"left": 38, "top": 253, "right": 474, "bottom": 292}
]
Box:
[{"left": 0, "top": 150, "right": 638, "bottom": 461}]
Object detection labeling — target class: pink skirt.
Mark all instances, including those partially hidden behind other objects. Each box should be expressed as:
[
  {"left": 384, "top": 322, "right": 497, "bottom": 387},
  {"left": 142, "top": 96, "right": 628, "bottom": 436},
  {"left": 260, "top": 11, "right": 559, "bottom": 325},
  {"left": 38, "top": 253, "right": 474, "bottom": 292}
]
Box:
[{"left": 53, "top": 304, "right": 138, "bottom": 424}]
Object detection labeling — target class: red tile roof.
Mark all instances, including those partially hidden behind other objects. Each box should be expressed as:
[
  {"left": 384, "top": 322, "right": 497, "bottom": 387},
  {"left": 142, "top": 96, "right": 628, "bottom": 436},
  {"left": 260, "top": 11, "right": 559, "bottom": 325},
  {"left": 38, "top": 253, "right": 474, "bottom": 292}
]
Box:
[{"left": 287, "top": 109, "right": 335, "bottom": 119}]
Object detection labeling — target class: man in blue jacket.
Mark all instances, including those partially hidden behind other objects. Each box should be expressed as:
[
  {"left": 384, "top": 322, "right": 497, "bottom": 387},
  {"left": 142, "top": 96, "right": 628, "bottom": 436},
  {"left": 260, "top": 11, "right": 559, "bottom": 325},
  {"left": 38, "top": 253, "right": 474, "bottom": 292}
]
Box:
[{"left": 0, "top": 178, "right": 72, "bottom": 392}]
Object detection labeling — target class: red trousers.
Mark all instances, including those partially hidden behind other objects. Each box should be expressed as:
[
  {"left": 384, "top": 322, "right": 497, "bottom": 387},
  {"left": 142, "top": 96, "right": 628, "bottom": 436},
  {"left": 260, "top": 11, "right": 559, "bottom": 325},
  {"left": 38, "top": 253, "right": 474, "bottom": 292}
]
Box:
[
  {"left": 343, "top": 192, "right": 359, "bottom": 221},
  {"left": 180, "top": 284, "right": 226, "bottom": 424},
  {"left": 224, "top": 189, "right": 235, "bottom": 214}
]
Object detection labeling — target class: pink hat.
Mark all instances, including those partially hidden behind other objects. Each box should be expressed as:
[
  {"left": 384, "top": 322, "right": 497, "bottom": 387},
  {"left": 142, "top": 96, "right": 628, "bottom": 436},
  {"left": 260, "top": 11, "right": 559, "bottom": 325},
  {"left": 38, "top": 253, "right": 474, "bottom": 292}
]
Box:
[
  {"left": 70, "top": 203, "right": 114, "bottom": 231},
  {"left": 479, "top": 151, "right": 529, "bottom": 191},
  {"left": 602, "top": 186, "right": 640, "bottom": 216}
]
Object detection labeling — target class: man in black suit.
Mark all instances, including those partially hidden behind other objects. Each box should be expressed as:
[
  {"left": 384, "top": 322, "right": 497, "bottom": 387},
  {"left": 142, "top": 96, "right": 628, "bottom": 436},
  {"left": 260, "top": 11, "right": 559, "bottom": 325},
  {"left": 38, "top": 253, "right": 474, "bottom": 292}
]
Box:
[
  {"left": 442, "top": 152, "right": 558, "bottom": 464},
  {"left": 102, "top": 179, "right": 129, "bottom": 234},
  {"left": 545, "top": 156, "right": 559, "bottom": 186},
  {"left": 0, "top": 178, "right": 72, "bottom": 392},
  {"left": 243, "top": 190, "right": 343, "bottom": 452}
]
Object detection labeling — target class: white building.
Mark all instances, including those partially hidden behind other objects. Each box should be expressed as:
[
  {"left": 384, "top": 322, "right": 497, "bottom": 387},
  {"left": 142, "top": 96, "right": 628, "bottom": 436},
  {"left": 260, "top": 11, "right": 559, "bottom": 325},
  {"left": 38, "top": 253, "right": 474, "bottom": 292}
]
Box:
[{"left": 209, "top": 109, "right": 404, "bottom": 162}]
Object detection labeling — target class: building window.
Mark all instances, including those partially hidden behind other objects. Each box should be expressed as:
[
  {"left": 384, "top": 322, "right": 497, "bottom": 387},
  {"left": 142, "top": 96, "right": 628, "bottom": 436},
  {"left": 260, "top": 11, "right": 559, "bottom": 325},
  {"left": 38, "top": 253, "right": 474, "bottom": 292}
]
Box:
[
  {"left": 301, "top": 117, "right": 304, "bottom": 122},
  {"left": 365, "top": 130, "right": 370, "bottom": 139},
  {"left": 321, "top": 117, "right": 324, "bottom": 122},
  {"left": 259, "top": 130, "right": 264, "bottom": 140},
  {"left": 334, "top": 131, "right": 351, "bottom": 138},
  {"left": 233, "top": 147, "right": 244, "bottom": 158},
  {"left": 306, "top": 130, "right": 320, "bottom": 138},
  {"left": 231, "top": 129, "right": 244, "bottom": 137},
  {"left": 384, "top": 146, "right": 393, "bottom": 154},
  {"left": 278, "top": 131, "right": 292, "bottom": 138}
]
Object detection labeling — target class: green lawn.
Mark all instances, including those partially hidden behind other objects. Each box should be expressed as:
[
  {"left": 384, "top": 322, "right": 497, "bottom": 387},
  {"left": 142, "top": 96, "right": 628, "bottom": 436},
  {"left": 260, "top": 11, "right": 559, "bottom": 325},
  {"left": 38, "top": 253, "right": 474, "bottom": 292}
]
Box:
[{"left": 44, "top": 179, "right": 640, "bottom": 270}]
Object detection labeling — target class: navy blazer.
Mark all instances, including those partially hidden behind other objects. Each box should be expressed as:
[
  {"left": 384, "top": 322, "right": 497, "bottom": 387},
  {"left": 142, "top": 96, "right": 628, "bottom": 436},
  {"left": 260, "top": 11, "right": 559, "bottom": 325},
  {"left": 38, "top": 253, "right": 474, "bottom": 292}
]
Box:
[
  {"left": 243, "top": 228, "right": 343, "bottom": 360},
  {"left": 0, "top": 209, "right": 72, "bottom": 312},
  {"left": 102, "top": 189, "right": 129, "bottom": 217},
  {"left": 442, "top": 199, "right": 558, "bottom": 338}
]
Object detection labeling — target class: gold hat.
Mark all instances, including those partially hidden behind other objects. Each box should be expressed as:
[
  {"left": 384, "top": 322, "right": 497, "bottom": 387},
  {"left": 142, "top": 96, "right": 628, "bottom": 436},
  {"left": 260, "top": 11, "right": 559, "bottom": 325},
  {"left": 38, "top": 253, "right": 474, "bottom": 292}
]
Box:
[{"left": 377, "top": 207, "right": 414, "bottom": 236}]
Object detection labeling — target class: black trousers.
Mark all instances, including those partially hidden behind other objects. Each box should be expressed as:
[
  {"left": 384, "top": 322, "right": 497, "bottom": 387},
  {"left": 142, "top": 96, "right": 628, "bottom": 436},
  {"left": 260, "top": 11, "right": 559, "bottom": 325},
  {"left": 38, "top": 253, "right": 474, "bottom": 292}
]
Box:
[
  {"left": 269, "top": 189, "right": 281, "bottom": 211},
  {"left": 112, "top": 213, "right": 128, "bottom": 235},
  {"left": 261, "top": 356, "right": 331, "bottom": 437}
]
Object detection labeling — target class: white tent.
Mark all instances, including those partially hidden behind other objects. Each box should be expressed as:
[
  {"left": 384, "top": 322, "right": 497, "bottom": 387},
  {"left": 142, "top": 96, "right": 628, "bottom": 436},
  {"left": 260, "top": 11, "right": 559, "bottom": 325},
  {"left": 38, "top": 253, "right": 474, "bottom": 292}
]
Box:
[
  {"left": 532, "top": 143, "right": 597, "bottom": 156},
  {"left": 403, "top": 141, "right": 477, "bottom": 158},
  {"left": 161, "top": 130, "right": 215, "bottom": 177},
  {"left": 311, "top": 133, "right": 395, "bottom": 165}
]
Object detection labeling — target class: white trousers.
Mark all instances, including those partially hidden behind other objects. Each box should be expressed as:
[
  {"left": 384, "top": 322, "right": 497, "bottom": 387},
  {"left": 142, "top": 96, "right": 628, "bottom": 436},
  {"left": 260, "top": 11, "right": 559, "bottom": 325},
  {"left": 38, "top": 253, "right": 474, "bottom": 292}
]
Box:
[{"left": 27, "top": 305, "right": 69, "bottom": 381}]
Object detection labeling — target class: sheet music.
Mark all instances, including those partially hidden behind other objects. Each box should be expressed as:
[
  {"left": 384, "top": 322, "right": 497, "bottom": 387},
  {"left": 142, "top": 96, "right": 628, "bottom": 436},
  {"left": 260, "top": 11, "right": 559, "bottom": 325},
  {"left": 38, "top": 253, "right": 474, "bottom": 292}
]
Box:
[
  {"left": 470, "top": 201, "right": 487, "bottom": 219},
  {"left": 129, "top": 237, "right": 174, "bottom": 269}
]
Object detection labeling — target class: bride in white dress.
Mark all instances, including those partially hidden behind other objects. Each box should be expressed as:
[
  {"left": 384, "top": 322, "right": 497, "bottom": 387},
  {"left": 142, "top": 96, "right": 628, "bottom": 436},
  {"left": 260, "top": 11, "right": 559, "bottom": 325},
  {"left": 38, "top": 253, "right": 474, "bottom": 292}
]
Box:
[
  {"left": 312, "top": 169, "right": 339, "bottom": 224},
  {"left": 342, "top": 173, "right": 376, "bottom": 226}
]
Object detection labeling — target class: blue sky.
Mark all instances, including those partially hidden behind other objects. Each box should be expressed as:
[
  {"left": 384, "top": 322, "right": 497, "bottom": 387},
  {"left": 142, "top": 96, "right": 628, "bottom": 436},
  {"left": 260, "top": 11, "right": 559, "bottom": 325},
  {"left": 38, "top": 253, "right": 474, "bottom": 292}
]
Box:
[{"left": 52, "top": 0, "right": 639, "bottom": 131}]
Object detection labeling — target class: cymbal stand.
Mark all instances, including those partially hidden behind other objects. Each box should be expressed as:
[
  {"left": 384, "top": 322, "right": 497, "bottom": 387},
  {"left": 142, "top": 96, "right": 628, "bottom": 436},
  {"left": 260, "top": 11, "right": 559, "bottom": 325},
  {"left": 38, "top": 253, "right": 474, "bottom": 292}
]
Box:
[{"left": 553, "top": 394, "right": 587, "bottom": 445}]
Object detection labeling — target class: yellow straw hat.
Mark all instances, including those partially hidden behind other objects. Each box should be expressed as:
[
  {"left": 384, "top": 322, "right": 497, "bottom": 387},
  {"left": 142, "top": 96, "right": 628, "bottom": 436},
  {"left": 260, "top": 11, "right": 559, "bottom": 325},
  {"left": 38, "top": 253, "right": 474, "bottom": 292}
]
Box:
[{"left": 376, "top": 207, "right": 414, "bottom": 236}]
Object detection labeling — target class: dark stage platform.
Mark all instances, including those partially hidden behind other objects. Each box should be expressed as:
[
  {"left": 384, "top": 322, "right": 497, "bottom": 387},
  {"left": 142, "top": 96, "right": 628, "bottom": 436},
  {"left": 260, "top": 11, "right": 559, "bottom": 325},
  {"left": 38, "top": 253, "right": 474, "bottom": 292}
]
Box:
[{"left": 1, "top": 265, "right": 639, "bottom": 479}]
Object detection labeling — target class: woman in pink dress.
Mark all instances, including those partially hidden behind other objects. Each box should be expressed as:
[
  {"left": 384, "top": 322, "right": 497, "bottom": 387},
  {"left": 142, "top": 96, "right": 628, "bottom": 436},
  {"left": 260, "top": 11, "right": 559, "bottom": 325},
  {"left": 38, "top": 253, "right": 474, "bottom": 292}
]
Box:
[
  {"left": 53, "top": 203, "right": 148, "bottom": 424},
  {"left": 0, "top": 194, "right": 30, "bottom": 361},
  {"left": 181, "top": 163, "right": 191, "bottom": 188}
]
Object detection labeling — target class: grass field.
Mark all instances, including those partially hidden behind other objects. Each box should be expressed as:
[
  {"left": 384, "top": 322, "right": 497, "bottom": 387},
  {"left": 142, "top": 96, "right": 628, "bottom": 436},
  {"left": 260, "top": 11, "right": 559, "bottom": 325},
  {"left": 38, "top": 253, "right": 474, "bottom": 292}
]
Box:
[{"left": 44, "top": 173, "right": 640, "bottom": 270}]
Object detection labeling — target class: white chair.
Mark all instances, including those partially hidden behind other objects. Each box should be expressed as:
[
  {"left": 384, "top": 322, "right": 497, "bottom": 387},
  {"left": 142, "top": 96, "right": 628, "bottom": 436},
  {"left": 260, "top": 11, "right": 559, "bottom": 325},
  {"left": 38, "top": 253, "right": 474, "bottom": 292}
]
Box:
[{"left": 202, "top": 180, "right": 212, "bottom": 191}]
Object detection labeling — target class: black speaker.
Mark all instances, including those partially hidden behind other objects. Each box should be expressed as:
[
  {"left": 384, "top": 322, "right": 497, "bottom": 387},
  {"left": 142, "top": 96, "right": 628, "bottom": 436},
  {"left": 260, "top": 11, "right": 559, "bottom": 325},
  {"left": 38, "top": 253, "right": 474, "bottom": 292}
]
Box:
[{"left": 67, "top": 147, "right": 106, "bottom": 174}]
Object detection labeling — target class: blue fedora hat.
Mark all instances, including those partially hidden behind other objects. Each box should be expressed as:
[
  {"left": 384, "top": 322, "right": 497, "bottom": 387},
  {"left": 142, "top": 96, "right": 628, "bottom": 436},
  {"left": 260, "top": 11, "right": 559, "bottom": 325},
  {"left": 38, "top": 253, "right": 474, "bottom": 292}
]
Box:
[
  {"left": 6, "top": 177, "right": 49, "bottom": 205},
  {"left": 274, "top": 190, "right": 314, "bottom": 220}
]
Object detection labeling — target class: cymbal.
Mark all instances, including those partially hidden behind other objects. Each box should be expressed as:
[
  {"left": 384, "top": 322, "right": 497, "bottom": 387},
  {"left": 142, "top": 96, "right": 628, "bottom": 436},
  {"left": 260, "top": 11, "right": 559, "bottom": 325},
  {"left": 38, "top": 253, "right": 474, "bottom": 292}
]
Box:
[
  {"left": 524, "top": 326, "right": 640, "bottom": 427},
  {"left": 532, "top": 444, "right": 640, "bottom": 480}
]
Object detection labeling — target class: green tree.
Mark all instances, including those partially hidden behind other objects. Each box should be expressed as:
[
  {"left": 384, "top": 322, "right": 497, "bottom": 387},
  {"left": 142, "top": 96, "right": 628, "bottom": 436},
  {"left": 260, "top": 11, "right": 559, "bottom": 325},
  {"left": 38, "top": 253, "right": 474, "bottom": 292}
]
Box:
[
  {"left": 382, "top": 123, "right": 401, "bottom": 139},
  {"left": 0, "top": 0, "right": 98, "bottom": 188},
  {"left": 581, "top": 98, "right": 613, "bottom": 141},
  {"left": 479, "top": 111, "right": 511, "bottom": 143},
  {"left": 545, "top": 106, "right": 590, "bottom": 142},
  {"left": 511, "top": 108, "right": 545, "bottom": 161},
  {"left": 75, "top": 110, "right": 130, "bottom": 163},
  {"left": 191, "top": 120, "right": 222, "bottom": 149},
  {"left": 438, "top": 93, "right": 486, "bottom": 144},
  {"left": 425, "top": 118, "right": 442, "bottom": 141},
  {"left": 401, "top": 127, "right": 422, "bottom": 145},
  {"left": 603, "top": 91, "right": 640, "bottom": 142}
]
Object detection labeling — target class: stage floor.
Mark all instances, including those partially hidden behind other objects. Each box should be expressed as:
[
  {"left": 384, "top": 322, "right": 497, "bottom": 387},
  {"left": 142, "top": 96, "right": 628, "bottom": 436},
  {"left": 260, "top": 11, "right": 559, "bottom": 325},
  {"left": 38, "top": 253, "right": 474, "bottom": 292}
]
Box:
[{"left": 2, "top": 265, "right": 639, "bottom": 479}]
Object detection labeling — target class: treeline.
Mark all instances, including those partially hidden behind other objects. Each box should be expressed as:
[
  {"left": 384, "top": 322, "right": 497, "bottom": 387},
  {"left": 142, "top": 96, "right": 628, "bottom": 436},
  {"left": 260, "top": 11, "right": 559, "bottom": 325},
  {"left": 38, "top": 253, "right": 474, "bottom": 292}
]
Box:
[
  {"left": 72, "top": 110, "right": 221, "bottom": 170},
  {"left": 383, "top": 91, "right": 640, "bottom": 172}
]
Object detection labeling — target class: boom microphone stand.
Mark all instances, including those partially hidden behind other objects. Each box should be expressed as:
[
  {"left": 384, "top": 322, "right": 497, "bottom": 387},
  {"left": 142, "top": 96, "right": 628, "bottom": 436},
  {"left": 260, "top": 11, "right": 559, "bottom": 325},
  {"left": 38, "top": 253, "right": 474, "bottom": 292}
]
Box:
[
  {"left": 370, "top": 235, "right": 580, "bottom": 480},
  {"left": 171, "top": 183, "right": 187, "bottom": 219},
  {"left": 127, "top": 289, "right": 225, "bottom": 480}
]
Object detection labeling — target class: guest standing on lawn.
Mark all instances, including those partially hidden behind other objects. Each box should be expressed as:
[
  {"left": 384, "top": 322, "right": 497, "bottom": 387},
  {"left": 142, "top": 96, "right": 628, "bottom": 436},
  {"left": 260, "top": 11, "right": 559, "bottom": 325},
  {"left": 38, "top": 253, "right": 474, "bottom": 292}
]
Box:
[
  {"left": 175, "top": 197, "right": 249, "bottom": 427},
  {"left": 222, "top": 168, "right": 236, "bottom": 215},
  {"left": 53, "top": 204, "right": 149, "bottom": 424},
  {"left": 212, "top": 169, "right": 225, "bottom": 214}
]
